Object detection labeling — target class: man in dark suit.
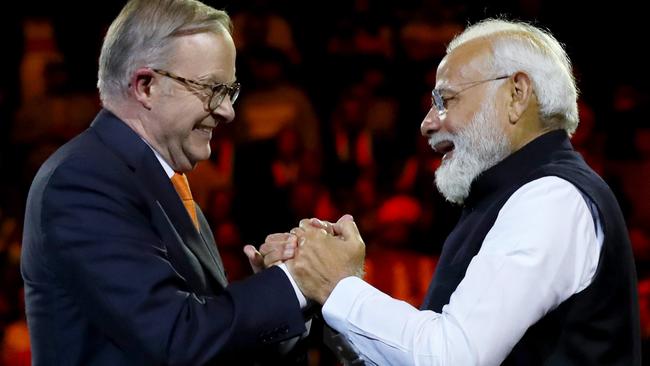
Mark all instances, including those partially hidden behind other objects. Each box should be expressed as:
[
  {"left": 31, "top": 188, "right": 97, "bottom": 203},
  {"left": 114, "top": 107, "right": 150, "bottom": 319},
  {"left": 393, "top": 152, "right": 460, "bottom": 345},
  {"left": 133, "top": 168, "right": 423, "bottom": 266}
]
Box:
[{"left": 21, "top": 0, "right": 308, "bottom": 364}]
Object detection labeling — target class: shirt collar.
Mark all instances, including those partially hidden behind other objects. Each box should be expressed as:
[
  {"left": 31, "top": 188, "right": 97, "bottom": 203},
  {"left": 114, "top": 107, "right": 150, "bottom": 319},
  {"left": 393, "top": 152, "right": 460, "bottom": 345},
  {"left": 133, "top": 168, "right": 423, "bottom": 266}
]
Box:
[{"left": 140, "top": 138, "right": 175, "bottom": 178}]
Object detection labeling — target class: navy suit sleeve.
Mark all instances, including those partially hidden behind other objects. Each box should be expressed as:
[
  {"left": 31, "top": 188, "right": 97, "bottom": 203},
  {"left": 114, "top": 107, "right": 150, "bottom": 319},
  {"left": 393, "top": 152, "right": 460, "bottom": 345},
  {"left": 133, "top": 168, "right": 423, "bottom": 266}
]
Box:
[{"left": 38, "top": 158, "right": 306, "bottom": 364}]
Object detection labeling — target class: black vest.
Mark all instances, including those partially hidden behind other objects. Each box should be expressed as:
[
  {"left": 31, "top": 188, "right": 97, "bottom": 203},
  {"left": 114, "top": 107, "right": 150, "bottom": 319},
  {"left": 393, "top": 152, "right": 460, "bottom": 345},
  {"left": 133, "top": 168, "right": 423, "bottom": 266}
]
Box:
[{"left": 421, "top": 130, "right": 641, "bottom": 365}]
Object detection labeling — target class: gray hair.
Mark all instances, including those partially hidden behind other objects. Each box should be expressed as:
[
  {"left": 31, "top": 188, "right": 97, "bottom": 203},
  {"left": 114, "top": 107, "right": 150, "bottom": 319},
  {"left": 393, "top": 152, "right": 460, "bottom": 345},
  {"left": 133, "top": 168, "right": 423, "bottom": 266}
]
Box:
[
  {"left": 97, "top": 0, "right": 232, "bottom": 106},
  {"left": 448, "top": 19, "right": 579, "bottom": 135}
]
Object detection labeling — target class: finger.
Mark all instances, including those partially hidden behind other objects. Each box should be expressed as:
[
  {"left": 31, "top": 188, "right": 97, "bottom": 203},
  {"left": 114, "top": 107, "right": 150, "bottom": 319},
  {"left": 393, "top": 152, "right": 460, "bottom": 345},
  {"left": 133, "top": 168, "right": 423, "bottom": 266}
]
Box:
[
  {"left": 289, "top": 227, "right": 306, "bottom": 237},
  {"left": 260, "top": 234, "right": 297, "bottom": 256},
  {"left": 243, "top": 244, "right": 263, "bottom": 273},
  {"left": 300, "top": 226, "right": 329, "bottom": 241},
  {"left": 258, "top": 242, "right": 278, "bottom": 257},
  {"left": 265, "top": 232, "right": 293, "bottom": 243},
  {"left": 263, "top": 241, "right": 297, "bottom": 265},
  {"left": 332, "top": 214, "right": 354, "bottom": 237},
  {"left": 243, "top": 244, "right": 260, "bottom": 261},
  {"left": 308, "top": 218, "right": 335, "bottom": 235},
  {"left": 298, "top": 218, "right": 312, "bottom": 230},
  {"left": 335, "top": 216, "right": 361, "bottom": 241},
  {"left": 337, "top": 214, "right": 355, "bottom": 224}
]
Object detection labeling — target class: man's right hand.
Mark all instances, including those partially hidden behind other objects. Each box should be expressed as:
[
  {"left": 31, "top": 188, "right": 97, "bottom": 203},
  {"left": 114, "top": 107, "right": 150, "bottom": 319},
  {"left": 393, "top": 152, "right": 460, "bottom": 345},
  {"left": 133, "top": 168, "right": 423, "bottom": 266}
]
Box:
[
  {"left": 244, "top": 233, "right": 298, "bottom": 273},
  {"left": 248, "top": 217, "right": 340, "bottom": 272}
]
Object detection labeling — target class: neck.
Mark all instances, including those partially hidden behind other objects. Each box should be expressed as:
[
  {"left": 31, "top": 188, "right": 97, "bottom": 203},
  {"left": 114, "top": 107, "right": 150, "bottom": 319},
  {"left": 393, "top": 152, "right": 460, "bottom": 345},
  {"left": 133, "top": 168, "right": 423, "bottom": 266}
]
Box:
[
  {"left": 509, "top": 116, "right": 557, "bottom": 152},
  {"left": 110, "top": 106, "right": 150, "bottom": 144},
  {"left": 107, "top": 104, "right": 179, "bottom": 171}
]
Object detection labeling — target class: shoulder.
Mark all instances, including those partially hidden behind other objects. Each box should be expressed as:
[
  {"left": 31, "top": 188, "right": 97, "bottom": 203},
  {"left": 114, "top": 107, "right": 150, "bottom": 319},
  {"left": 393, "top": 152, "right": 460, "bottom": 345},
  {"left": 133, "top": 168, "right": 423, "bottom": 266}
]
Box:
[
  {"left": 29, "top": 129, "right": 142, "bottom": 220},
  {"left": 506, "top": 176, "right": 588, "bottom": 211},
  {"left": 34, "top": 131, "right": 125, "bottom": 193},
  {"left": 487, "top": 176, "right": 595, "bottom": 250}
]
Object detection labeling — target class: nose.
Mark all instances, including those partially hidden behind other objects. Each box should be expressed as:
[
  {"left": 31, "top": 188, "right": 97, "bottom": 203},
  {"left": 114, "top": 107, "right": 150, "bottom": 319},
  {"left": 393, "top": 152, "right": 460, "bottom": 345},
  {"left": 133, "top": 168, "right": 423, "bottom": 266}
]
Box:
[
  {"left": 421, "top": 107, "right": 442, "bottom": 137},
  {"left": 214, "top": 96, "right": 236, "bottom": 123}
]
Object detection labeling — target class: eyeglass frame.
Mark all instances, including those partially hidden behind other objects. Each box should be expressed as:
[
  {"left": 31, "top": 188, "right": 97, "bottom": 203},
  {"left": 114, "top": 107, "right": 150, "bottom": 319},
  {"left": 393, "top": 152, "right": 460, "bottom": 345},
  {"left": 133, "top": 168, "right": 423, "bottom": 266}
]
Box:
[
  {"left": 151, "top": 68, "right": 240, "bottom": 111},
  {"left": 431, "top": 75, "right": 510, "bottom": 117}
]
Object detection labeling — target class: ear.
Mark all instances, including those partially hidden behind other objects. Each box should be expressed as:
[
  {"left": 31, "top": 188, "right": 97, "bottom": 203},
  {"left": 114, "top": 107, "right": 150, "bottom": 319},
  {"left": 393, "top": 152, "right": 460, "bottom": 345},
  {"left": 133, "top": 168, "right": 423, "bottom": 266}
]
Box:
[
  {"left": 130, "top": 68, "right": 156, "bottom": 110},
  {"left": 507, "top": 71, "right": 534, "bottom": 124}
]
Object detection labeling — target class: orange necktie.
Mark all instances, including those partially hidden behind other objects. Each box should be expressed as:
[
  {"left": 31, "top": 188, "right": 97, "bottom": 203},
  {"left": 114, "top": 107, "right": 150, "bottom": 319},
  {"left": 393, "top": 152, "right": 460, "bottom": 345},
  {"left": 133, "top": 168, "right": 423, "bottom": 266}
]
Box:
[{"left": 171, "top": 173, "right": 199, "bottom": 230}]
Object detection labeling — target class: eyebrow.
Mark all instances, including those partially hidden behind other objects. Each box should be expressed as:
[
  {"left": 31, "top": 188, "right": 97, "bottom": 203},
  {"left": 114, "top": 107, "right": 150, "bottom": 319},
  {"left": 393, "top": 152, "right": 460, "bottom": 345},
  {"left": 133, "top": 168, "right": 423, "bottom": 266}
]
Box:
[
  {"left": 435, "top": 78, "right": 475, "bottom": 95},
  {"left": 434, "top": 77, "right": 453, "bottom": 89},
  {"left": 196, "top": 73, "right": 237, "bottom": 85},
  {"left": 196, "top": 74, "right": 218, "bottom": 83},
  {"left": 435, "top": 85, "right": 456, "bottom": 96}
]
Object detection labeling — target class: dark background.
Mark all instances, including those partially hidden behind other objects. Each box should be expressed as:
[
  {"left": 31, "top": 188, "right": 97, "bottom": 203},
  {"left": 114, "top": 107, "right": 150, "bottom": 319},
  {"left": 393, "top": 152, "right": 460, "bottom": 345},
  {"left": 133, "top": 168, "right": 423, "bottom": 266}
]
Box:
[{"left": 1, "top": 0, "right": 648, "bottom": 364}]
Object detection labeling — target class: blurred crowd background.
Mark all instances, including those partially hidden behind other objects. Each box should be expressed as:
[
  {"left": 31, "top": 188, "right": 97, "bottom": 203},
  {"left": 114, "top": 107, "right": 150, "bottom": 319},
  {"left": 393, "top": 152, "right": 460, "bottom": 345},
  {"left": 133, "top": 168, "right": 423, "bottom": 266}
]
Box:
[{"left": 0, "top": 0, "right": 648, "bottom": 364}]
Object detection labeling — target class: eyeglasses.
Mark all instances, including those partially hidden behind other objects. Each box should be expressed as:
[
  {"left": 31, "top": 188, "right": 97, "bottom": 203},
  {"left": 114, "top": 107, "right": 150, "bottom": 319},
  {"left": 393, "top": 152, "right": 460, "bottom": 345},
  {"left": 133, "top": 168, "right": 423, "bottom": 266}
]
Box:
[
  {"left": 152, "top": 68, "right": 240, "bottom": 111},
  {"left": 431, "top": 75, "right": 510, "bottom": 117}
]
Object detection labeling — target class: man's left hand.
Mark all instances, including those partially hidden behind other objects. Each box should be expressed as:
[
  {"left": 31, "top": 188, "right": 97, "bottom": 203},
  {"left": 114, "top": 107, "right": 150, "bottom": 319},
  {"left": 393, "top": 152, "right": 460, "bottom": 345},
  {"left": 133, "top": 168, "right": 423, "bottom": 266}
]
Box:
[{"left": 287, "top": 215, "right": 365, "bottom": 304}]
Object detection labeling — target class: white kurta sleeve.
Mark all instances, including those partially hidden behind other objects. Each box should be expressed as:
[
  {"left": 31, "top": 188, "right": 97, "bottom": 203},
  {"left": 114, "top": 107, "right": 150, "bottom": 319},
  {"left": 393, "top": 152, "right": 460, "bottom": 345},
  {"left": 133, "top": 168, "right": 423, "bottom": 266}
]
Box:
[{"left": 322, "top": 176, "right": 602, "bottom": 366}]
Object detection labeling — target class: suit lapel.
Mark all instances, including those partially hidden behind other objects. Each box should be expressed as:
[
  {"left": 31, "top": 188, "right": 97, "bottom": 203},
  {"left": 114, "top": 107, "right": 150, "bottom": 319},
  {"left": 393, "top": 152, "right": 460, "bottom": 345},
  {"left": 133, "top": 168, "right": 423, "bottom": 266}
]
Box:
[
  {"left": 196, "top": 207, "right": 228, "bottom": 287},
  {"left": 91, "top": 109, "right": 227, "bottom": 289}
]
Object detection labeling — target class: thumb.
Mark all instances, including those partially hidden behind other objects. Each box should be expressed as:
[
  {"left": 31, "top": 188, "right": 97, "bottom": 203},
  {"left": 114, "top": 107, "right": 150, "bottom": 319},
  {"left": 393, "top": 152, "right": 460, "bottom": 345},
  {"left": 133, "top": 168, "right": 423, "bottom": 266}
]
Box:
[
  {"left": 243, "top": 244, "right": 263, "bottom": 273},
  {"left": 336, "top": 214, "right": 354, "bottom": 225},
  {"left": 334, "top": 215, "right": 360, "bottom": 241}
]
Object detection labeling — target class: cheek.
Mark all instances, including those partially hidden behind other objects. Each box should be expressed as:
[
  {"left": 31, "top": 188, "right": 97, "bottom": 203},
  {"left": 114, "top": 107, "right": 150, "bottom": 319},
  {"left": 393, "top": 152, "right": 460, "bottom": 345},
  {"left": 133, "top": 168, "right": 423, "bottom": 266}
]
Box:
[
  {"left": 171, "top": 100, "right": 199, "bottom": 118},
  {"left": 168, "top": 105, "right": 207, "bottom": 132},
  {"left": 443, "top": 112, "right": 472, "bottom": 134},
  {"left": 450, "top": 99, "right": 487, "bottom": 130},
  {"left": 163, "top": 90, "right": 205, "bottom": 115},
  {"left": 491, "top": 107, "right": 511, "bottom": 133}
]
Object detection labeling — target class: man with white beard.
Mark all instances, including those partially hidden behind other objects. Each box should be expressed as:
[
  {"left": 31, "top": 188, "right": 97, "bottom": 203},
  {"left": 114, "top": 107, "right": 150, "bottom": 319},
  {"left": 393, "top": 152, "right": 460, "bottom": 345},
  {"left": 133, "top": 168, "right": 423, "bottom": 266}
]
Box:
[
  {"left": 429, "top": 94, "right": 510, "bottom": 205},
  {"left": 259, "top": 18, "right": 641, "bottom": 365}
]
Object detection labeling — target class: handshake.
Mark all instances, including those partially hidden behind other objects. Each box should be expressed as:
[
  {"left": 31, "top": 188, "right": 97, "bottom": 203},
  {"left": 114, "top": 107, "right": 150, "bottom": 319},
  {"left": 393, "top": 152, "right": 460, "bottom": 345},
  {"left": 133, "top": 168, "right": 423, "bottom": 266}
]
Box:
[{"left": 244, "top": 214, "right": 366, "bottom": 304}]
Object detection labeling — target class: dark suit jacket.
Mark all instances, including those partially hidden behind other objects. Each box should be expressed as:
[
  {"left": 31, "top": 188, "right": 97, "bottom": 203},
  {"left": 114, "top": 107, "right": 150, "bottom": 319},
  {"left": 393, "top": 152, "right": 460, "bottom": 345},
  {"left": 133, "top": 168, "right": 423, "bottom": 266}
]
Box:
[{"left": 21, "top": 109, "right": 307, "bottom": 365}]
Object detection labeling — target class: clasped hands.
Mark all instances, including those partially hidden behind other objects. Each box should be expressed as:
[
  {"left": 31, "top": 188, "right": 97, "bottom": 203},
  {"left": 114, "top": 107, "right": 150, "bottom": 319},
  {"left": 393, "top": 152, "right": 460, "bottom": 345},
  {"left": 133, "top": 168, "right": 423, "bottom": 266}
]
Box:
[{"left": 244, "top": 214, "right": 365, "bottom": 304}]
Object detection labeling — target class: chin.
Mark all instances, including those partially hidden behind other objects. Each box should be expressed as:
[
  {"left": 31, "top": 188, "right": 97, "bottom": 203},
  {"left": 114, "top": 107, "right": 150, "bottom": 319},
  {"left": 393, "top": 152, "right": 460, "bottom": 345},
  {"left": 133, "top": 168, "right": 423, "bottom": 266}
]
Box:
[
  {"left": 187, "top": 143, "right": 211, "bottom": 161},
  {"left": 194, "top": 150, "right": 212, "bottom": 164},
  {"left": 435, "top": 165, "right": 472, "bottom": 205}
]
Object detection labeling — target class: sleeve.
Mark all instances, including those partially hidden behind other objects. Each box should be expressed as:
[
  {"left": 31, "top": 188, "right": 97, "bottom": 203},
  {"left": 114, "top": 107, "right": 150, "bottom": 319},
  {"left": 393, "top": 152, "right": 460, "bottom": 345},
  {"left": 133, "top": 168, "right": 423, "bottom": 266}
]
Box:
[
  {"left": 322, "top": 176, "right": 601, "bottom": 365},
  {"left": 40, "top": 159, "right": 306, "bottom": 364},
  {"left": 278, "top": 263, "right": 308, "bottom": 308}
]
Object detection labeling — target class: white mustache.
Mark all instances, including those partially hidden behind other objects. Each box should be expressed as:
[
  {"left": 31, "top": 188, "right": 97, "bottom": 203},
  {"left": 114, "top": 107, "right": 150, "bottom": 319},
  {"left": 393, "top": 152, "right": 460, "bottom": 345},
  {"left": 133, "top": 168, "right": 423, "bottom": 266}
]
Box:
[{"left": 428, "top": 132, "right": 458, "bottom": 151}]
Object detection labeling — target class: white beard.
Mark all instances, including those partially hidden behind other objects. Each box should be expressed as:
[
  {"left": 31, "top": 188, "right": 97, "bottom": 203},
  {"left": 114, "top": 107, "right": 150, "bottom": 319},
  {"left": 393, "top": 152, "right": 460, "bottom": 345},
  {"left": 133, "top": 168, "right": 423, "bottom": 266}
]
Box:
[{"left": 429, "top": 100, "right": 511, "bottom": 204}]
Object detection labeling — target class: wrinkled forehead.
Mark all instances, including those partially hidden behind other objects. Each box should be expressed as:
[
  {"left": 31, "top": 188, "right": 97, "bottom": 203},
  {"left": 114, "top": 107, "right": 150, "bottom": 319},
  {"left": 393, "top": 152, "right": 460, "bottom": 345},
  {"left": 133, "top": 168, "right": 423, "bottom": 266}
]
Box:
[
  {"left": 169, "top": 31, "right": 237, "bottom": 81},
  {"left": 436, "top": 39, "right": 492, "bottom": 89}
]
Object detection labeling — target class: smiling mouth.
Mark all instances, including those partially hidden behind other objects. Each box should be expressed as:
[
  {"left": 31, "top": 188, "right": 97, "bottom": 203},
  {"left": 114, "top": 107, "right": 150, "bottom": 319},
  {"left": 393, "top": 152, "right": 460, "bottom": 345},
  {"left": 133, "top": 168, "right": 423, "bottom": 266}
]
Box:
[
  {"left": 433, "top": 140, "right": 455, "bottom": 160},
  {"left": 194, "top": 124, "right": 215, "bottom": 135}
]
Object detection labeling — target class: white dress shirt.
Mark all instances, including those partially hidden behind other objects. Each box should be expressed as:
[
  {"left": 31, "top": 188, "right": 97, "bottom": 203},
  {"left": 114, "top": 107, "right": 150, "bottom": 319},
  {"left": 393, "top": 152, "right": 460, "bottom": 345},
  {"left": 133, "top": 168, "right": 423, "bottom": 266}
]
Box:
[{"left": 322, "top": 176, "right": 603, "bottom": 366}]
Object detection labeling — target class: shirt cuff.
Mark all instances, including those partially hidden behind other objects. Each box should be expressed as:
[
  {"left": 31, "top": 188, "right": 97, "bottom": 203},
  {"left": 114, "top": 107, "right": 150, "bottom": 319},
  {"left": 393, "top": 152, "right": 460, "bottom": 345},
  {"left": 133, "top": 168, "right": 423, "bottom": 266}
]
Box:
[
  {"left": 278, "top": 263, "right": 307, "bottom": 309},
  {"left": 322, "top": 276, "right": 373, "bottom": 333}
]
